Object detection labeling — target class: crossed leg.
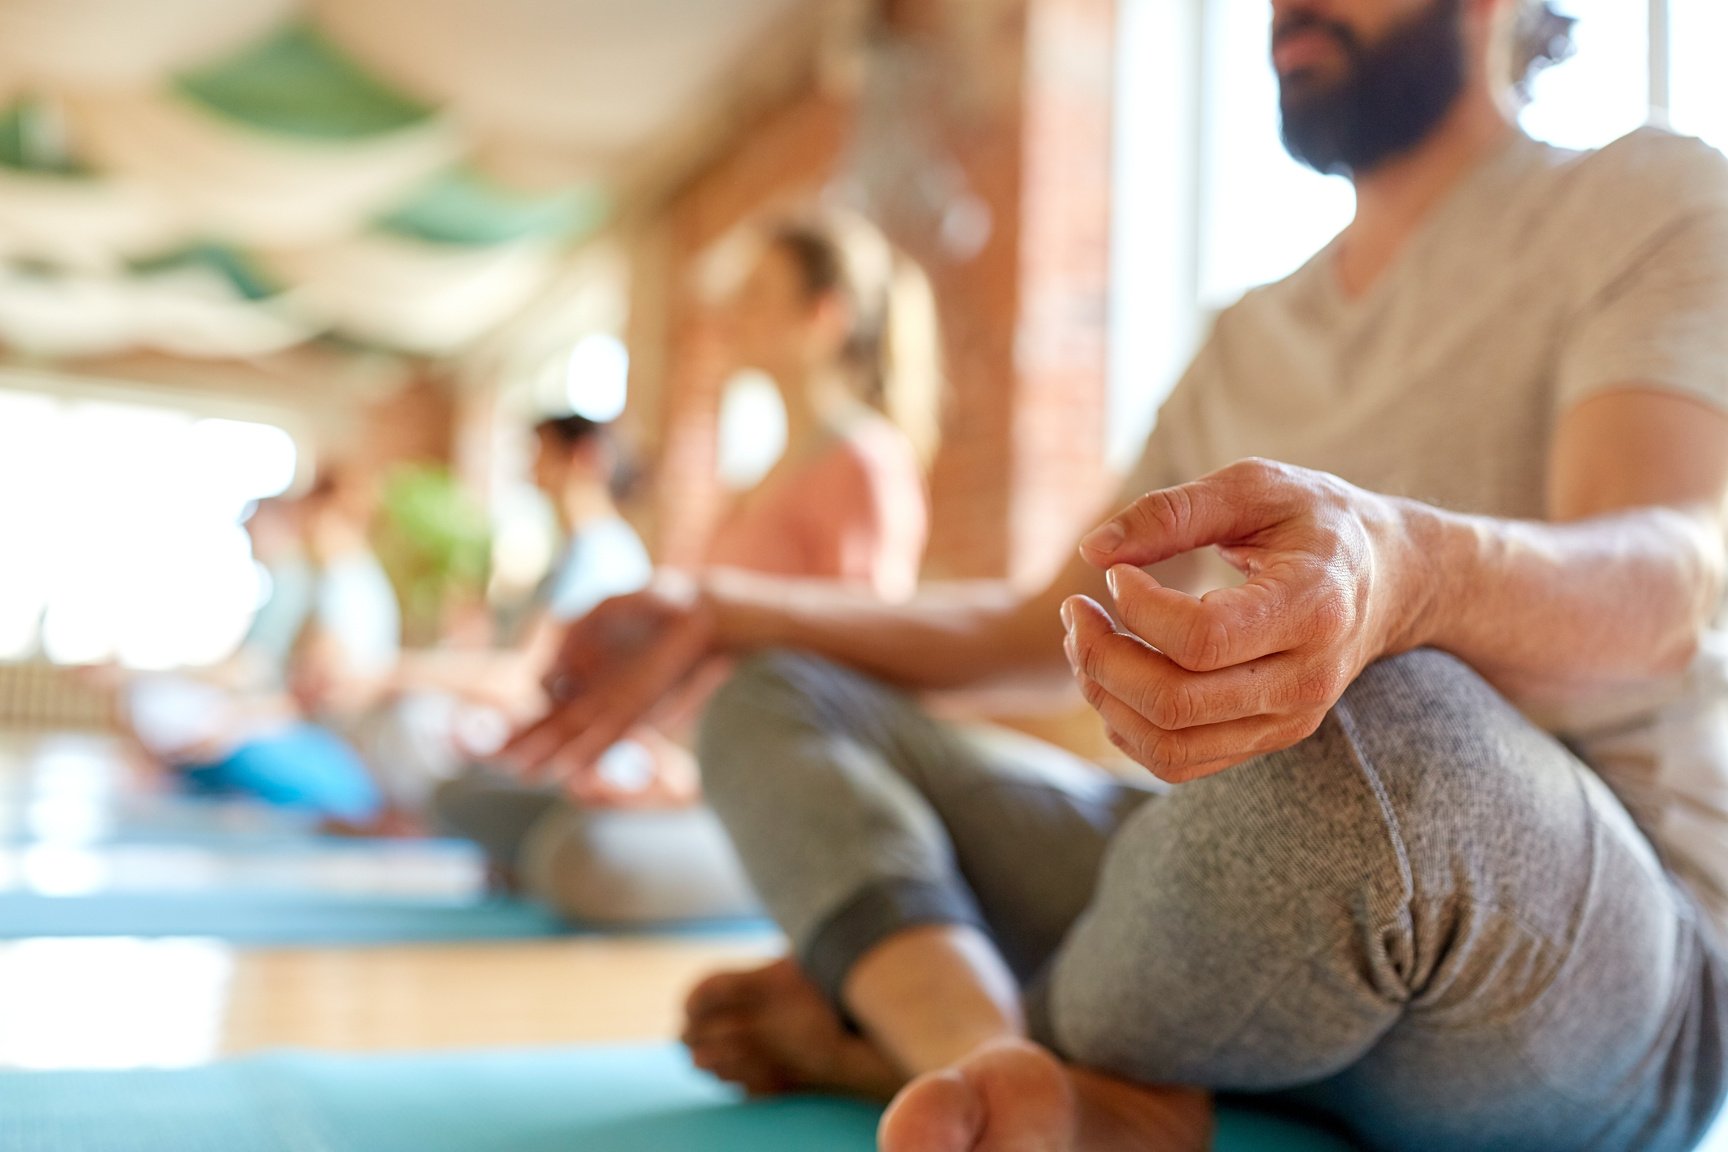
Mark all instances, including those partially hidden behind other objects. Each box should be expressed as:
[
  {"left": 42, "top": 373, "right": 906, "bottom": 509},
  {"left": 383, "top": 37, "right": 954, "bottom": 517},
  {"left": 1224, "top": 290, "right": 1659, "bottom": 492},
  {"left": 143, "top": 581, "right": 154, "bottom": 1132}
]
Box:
[
  {"left": 688, "top": 650, "right": 1207, "bottom": 1148},
  {"left": 691, "top": 649, "right": 1728, "bottom": 1152}
]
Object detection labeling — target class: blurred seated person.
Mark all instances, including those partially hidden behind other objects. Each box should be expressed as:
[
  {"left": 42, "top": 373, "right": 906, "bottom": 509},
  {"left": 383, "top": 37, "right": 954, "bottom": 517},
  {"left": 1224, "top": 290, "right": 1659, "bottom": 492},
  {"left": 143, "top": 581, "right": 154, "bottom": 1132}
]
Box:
[
  {"left": 124, "top": 467, "right": 399, "bottom": 825},
  {"left": 352, "top": 414, "right": 654, "bottom": 816},
  {"left": 286, "top": 467, "right": 402, "bottom": 720},
  {"left": 203, "top": 495, "right": 314, "bottom": 693},
  {"left": 436, "top": 208, "right": 939, "bottom": 922}
]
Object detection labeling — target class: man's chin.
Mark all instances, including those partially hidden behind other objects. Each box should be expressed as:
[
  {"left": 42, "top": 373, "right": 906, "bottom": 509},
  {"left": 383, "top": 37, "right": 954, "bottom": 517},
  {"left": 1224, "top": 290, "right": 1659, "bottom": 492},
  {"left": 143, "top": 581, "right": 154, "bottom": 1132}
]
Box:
[{"left": 1277, "top": 70, "right": 1346, "bottom": 108}]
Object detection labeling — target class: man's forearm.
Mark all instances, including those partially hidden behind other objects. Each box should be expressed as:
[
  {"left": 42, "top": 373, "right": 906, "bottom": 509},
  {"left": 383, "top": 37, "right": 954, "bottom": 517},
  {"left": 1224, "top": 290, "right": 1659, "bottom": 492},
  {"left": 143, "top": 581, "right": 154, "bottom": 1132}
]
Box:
[
  {"left": 703, "top": 568, "right": 1056, "bottom": 692},
  {"left": 1403, "top": 500, "right": 1725, "bottom": 708}
]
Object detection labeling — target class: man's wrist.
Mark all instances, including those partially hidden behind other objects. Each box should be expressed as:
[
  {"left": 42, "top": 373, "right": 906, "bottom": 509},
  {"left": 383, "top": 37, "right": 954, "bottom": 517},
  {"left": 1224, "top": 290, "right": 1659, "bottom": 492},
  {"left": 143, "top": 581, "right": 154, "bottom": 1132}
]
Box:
[
  {"left": 698, "top": 568, "right": 779, "bottom": 652},
  {"left": 1380, "top": 496, "right": 1465, "bottom": 657}
]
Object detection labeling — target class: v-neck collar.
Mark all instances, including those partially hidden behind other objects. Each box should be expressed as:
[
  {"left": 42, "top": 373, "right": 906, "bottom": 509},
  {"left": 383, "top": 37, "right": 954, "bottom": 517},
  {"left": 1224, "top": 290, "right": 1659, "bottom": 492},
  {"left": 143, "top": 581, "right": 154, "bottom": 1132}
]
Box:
[{"left": 1308, "top": 130, "right": 1546, "bottom": 321}]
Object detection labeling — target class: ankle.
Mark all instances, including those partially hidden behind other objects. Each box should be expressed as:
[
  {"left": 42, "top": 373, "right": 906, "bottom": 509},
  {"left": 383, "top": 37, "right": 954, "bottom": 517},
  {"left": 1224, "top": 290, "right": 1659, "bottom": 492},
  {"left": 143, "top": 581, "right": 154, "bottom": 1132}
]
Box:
[{"left": 830, "top": 1039, "right": 911, "bottom": 1099}]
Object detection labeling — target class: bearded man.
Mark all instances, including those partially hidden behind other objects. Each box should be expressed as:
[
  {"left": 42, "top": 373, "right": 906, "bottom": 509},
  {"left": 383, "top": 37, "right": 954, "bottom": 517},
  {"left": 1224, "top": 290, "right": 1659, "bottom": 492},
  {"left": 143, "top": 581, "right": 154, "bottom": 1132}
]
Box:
[{"left": 509, "top": 1, "right": 1728, "bottom": 1147}]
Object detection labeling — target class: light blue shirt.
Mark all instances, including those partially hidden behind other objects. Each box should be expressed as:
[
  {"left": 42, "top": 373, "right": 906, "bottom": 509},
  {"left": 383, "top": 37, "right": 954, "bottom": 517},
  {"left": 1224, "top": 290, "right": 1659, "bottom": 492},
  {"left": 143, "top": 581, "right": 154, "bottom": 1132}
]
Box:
[
  {"left": 545, "top": 517, "right": 653, "bottom": 623},
  {"left": 314, "top": 553, "right": 402, "bottom": 676}
]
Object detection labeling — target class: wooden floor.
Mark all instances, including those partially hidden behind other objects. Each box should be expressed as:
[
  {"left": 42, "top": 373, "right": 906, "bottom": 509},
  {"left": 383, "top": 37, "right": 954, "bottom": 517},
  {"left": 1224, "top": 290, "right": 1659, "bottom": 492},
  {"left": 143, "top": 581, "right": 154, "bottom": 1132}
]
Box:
[
  {"left": 0, "top": 934, "right": 778, "bottom": 1069},
  {"left": 0, "top": 732, "right": 782, "bottom": 1071}
]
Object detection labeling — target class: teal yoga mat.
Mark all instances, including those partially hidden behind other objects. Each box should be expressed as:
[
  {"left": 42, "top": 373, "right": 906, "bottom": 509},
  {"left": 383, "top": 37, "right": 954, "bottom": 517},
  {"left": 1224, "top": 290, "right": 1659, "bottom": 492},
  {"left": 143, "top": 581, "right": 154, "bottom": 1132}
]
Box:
[
  {"left": 0, "top": 1044, "right": 1357, "bottom": 1151},
  {"left": 0, "top": 890, "right": 775, "bottom": 945}
]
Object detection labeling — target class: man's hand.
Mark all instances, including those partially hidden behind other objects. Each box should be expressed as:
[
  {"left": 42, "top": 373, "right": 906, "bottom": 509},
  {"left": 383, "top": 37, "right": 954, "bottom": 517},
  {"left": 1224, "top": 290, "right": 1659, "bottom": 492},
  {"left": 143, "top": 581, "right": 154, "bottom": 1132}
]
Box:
[
  {"left": 498, "top": 573, "right": 714, "bottom": 786},
  {"left": 1063, "top": 458, "right": 1433, "bottom": 783}
]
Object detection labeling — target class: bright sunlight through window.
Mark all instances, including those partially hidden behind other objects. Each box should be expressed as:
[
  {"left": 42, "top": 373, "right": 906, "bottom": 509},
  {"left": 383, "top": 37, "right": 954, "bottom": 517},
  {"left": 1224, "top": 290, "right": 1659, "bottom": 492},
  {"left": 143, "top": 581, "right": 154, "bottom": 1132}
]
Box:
[{"left": 0, "top": 389, "right": 297, "bottom": 670}]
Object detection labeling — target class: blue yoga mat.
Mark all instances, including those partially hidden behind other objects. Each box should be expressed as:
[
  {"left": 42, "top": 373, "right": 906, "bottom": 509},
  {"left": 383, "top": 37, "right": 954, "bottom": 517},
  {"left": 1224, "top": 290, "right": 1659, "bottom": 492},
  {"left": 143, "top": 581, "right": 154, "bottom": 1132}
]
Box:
[
  {"left": 0, "top": 890, "right": 777, "bottom": 945},
  {"left": 0, "top": 1044, "right": 1357, "bottom": 1151},
  {"left": 0, "top": 891, "right": 565, "bottom": 944}
]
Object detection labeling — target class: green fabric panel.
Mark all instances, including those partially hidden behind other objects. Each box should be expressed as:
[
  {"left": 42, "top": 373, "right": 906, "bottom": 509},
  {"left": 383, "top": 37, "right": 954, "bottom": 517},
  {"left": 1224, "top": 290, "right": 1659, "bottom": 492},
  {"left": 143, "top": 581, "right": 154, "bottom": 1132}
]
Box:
[
  {"left": 378, "top": 168, "right": 611, "bottom": 246},
  {"left": 0, "top": 1045, "right": 1361, "bottom": 1151},
  {"left": 0, "top": 100, "right": 90, "bottom": 176},
  {"left": 173, "top": 23, "right": 433, "bottom": 140},
  {"left": 128, "top": 243, "right": 281, "bottom": 301}
]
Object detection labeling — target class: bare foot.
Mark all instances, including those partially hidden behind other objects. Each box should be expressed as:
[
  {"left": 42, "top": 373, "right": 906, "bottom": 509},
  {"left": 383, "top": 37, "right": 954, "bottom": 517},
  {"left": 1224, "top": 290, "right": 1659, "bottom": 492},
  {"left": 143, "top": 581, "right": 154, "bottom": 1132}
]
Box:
[
  {"left": 880, "top": 1038, "right": 1212, "bottom": 1152},
  {"left": 682, "top": 958, "right": 906, "bottom": 1098}
]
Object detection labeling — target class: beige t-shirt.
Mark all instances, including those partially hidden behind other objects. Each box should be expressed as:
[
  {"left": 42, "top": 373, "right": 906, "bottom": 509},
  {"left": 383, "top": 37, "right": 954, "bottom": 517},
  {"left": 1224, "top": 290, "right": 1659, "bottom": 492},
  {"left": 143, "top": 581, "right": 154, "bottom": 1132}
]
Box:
[{"left": 1128, "top": 127, "right": 1728, "bottom": 928}]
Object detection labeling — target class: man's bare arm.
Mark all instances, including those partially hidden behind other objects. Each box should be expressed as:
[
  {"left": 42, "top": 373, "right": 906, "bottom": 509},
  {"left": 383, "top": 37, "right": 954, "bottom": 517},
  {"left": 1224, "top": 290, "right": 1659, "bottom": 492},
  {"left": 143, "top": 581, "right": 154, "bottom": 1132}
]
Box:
[
  {"left": 1408, "top": 388, "right": 1728, "bottom": 709},
  {"left": 705, "top": 543, "right": 1117, "bottom": 693},
  {"left": 502, "top": 513, "right": 1172, "bottom": 778}
]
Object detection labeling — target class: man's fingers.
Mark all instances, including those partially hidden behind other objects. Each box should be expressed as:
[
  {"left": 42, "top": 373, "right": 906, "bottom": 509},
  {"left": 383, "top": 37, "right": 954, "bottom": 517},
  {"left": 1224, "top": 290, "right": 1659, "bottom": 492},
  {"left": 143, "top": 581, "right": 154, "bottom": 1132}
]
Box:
[
  {"left": 1070, "top": 588, "right": 1290, "bottom": 728},
  {"left": 1077, "top": 671, "right": 1313, "bottom": 783},
  {"left": 497, "top": 699, "right": 594, "bottom": 775},
  {"left": 1065, "top": 590, "right": 1329, "bottom": 777},
  {"left": 538, "top": 703, "right": 637, "bottom": 785},
  {"left": 1079, "top": 460, "right": 1297, "bottom": 568},
  {"left": 1078, "top": 626, "right": 1314, "bottom": 731},
  {"left": 1105, "top": 562, "right": 1322, "bottom": 673},
  {"left": 507, "top": 613, "right": 709, "bottom": 779}
]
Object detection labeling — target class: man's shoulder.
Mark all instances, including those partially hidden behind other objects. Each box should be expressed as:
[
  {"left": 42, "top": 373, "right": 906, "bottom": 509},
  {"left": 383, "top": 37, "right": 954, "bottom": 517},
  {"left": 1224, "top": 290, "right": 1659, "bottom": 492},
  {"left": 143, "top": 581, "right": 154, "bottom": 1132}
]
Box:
[{"left": 1555, "top": 127, "right": 1728, "bottom": 222}]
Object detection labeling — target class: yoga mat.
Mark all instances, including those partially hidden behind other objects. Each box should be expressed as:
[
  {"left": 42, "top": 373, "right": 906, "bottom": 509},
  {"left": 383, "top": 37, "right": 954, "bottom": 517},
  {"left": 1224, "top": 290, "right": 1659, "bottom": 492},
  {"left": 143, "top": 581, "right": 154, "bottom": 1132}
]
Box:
[
  {"left": 0, "top": 890, "right": 777, "bottom": 945},
  {"left": 0, "top": 1044, "right": 1358, "bottom": 1152}
]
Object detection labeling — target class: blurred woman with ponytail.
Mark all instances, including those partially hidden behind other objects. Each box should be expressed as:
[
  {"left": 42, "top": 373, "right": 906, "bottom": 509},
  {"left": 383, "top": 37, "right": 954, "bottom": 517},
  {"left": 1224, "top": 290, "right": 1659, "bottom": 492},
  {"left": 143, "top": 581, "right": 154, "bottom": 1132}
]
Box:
[
  {"left": 437, "top": 208, "right": 944, "bottom": 922},
  {"left": 701, "top": 209, "right": 939, "bottom": 599}
]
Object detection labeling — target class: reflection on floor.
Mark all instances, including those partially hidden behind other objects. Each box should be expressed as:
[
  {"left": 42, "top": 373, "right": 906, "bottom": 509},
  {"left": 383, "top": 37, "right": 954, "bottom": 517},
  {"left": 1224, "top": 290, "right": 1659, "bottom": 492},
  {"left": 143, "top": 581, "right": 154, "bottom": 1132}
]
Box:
[
  {"left": 0, "top": 733, "right": 478, "bottom": 898},
  {"left": 0, "top": 732, "right": 779, "bottom": 1072}
]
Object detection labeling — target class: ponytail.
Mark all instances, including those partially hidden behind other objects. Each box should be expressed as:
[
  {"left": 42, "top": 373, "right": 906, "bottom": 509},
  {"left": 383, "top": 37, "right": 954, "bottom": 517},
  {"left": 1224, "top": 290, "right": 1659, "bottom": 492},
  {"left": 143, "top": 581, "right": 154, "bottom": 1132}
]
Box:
[{"left": 769, "top": 211, "right": 945, "bottom": 469}]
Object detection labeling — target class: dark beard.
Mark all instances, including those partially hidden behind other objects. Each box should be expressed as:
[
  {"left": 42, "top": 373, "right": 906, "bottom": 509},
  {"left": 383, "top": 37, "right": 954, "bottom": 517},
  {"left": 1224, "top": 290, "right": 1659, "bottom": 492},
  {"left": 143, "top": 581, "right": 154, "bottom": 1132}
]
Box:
[{"left": 1278, "top": 0, "right": 1468, "bottom": 178}]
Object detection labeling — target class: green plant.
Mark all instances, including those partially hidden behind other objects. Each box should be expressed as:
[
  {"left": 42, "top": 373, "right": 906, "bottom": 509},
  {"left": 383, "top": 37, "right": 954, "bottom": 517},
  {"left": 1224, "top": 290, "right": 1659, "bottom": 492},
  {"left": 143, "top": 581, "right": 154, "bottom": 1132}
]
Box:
[{"left": 374, "top": 463, "right": 492, "bottom": 647}]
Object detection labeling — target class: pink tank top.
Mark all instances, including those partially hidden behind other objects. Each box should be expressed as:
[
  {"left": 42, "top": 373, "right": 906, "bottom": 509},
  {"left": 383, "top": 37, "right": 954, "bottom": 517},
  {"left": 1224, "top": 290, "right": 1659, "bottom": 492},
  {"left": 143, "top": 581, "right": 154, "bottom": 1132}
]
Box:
[{"left": 704, "top": 416, "right": 927, "bottom": 601}]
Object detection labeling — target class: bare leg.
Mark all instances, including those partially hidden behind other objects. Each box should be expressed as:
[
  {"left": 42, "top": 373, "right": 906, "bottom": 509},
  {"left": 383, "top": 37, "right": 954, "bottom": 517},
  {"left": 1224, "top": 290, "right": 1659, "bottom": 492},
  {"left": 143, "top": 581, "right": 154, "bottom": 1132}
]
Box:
[{"left": 842, "top": 925, "right": 1025, "bottom": 1072}]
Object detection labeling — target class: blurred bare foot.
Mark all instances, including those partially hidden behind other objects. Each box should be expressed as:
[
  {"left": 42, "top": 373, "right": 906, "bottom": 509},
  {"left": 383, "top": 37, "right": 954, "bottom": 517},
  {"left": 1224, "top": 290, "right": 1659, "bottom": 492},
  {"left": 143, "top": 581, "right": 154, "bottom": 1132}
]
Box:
[
  {"left": 879, "top": 1038, "right": 1211, "bottom": 1152},
  {"left": 319, "top": 808, "right": 425, "bottom": 838},
  {"left": 682, "top": 957, "right": 905, "bottom": 1098}
]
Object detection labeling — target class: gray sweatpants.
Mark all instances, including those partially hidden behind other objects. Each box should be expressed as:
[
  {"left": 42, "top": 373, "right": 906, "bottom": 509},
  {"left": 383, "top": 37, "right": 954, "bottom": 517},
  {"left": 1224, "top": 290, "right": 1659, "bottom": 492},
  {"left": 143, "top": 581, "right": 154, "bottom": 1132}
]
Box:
[
  {"left": 432, "top": 772, "right": 759, "bottom": 925},
  {"left": 698, "top": 648, "right": 1728, "bottom": 1152}
]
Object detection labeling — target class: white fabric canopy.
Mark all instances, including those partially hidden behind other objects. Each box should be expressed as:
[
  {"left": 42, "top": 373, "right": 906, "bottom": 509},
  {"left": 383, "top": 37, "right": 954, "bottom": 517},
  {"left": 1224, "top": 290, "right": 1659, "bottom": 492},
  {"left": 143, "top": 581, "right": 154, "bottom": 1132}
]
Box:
[
  {"left": 0, "top": 0, "right": 791, "bottom": 362},
  {"left": 0, "top": 172, "right": 185, "bottom": 271},
  {"left": 0, "top": 265, "right": 312, "bottom": 359},
  {"left": 264, "top": 234, "right": 558, "bottom": 356},
  {"left": 65, "top": 90, "right": 461, "bottom": 249}
]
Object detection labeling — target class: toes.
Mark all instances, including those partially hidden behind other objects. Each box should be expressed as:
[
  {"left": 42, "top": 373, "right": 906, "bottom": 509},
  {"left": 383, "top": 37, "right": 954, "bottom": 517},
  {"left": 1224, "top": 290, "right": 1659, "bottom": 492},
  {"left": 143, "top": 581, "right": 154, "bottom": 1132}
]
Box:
[
  {"left": 882, "top": 1042, "right": 1079, "bottom": 1152},
  {"left": 880, "top": 1070, "right": 984, "bottom": 1152},
  {"left": 969, "top": 1040, "right": 1073, "bottom": 1115},
  {"left": 962, "top": 1041, "right": 1077, "bottom": 1152},
  {"left": 688, "top": 1039, "right": 786, "bottom": 1096},
  {"left": 684, "top": 961, "right": 780, "bottom": 1023},
  {"left": 680, "top": 1013, "right": 752, "bottom": 1051}
]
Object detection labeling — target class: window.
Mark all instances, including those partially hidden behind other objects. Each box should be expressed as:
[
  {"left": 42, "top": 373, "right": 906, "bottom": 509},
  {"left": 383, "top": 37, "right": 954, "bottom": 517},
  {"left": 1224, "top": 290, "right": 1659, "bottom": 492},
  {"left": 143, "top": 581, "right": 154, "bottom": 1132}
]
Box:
[
  {"left": 1520, "top": 0, "right": 1650, "bottom": 152},
  {"left": 1669, "top": 0, "right": 1728, "bottom": 152},
  {"left": 1199, "top": 0, "right": 1355, "bottom": 310},
  {"left": 0, "top": 389, "right": 297, "bottom": 669}
]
